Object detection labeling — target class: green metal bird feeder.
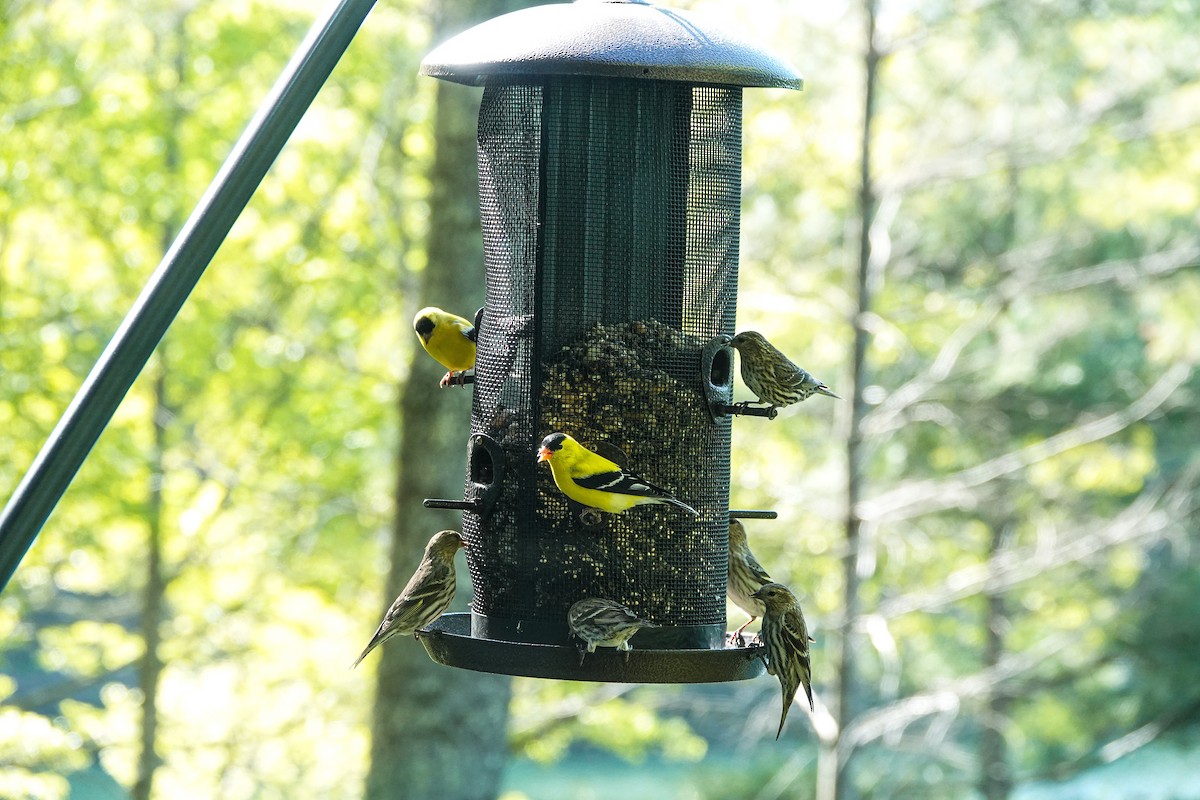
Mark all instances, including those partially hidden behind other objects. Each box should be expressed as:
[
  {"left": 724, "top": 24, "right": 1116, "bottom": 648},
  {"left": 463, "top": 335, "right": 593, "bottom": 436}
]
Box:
[{"left": 416, "top": 0, "right": 803, "bottom": 683}]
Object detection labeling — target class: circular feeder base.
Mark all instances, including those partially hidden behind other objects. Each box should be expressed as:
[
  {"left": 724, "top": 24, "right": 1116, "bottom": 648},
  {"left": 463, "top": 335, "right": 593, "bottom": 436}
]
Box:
[{"left": 418, "top": 613, "right": 767, "bottom": 684}]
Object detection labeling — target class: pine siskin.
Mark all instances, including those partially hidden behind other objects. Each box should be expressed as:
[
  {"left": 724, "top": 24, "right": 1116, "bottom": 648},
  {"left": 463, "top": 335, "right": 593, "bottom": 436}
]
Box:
[
  {"left": 414, "top": 306, "right": 477, "bottom": 387},
  {"left": 537, "top": 432, "right": 699, "bottom": 516},
  {"left": 352, "top": 530, "right": 465, "bottom": 668},
  {"left": 752, "top": 582, "right": 815, "bottom": 739},
  {"left": 567, "top": 597, "right": 659, "bottom": 665},
  {"left": 729, "top": 331, "right": 839, "bottom": 410},
  {"left": 727, "top": 519, "right": 774, "bottom": 645}
]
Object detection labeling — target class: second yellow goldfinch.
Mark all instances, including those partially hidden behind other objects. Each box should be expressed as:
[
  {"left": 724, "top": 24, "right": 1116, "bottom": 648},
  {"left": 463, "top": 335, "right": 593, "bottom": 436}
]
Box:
[
  {"left": 729, "top": 331, "right": 838, "bottom": 410},
  {"left": 536, "top": 432, "right": 699, "bottom": 516},
  {"left": 352, "top": 530, "right": 464, "bottom": 668},
  {"left": 414, "top": 306, "right": 476, "bottom": 387}
]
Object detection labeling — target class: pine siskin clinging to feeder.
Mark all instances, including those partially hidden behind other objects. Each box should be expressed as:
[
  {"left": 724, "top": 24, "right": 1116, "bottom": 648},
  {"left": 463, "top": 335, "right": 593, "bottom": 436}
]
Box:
[
  {"left": 568, "top": 597, "right": 659, "bottom": 665},
  {"left": 728, "top": 330, "right": 839, "bottom": 411},
  {"left": 536, "top": 432, "right": 699, "bottom": 516},
  {"left": 752, "top": 582, "right": 815, "bottom": 739},
  {"left": 352, "top": 530, "right": 465, "bottom": 668},
  {"left": 727, "top": 519, "right": 775, "bottom": 646},
  {"left": 413, "top": 306, "right": 477, "bottom": 388}
]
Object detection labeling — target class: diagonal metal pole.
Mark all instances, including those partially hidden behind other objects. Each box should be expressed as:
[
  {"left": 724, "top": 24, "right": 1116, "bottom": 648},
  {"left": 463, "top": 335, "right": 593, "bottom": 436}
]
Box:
[{"left": 0, "top": 0, "right": 379, "bottom": 592}]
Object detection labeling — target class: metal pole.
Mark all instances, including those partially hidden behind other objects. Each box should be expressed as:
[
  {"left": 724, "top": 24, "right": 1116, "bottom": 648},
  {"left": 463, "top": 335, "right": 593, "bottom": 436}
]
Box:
[{"left": 0, "top": 0, "right": 379, "bottom": 591}]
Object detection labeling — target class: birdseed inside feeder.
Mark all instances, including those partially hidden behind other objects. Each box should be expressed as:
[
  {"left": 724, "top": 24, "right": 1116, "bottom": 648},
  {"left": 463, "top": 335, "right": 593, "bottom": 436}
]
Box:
[{"left": 416, "top": 0, "right": 802, "bottom": 683}]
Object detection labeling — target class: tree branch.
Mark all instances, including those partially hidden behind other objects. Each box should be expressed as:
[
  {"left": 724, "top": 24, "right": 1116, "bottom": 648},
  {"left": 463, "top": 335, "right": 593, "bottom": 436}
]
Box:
[
  {"left": 873, "top": 465, "right": 1200, "bottom": 620},
  {"left": 857, "top": 362, "right": 1193, "bottom": 522}
]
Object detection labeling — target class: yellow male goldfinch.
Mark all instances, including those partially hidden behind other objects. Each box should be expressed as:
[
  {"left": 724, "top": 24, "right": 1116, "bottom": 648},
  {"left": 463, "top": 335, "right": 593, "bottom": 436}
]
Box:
[
  {"left": 536, "top": 432, "right": 699, "bottom": 516},
  {"left": 413, "top": 306, "right": 476, "bottom": 387}
]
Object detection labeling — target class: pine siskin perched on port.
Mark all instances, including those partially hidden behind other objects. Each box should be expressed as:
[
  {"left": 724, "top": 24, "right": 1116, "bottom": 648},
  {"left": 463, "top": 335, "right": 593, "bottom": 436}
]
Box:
[
  {"left": 414, "top": 306, "right": 477, "bottom": 387},
  {"left": 727, "top": 519, "right": 774, "bottom": 645},
  {"left": 352, "top": 530, "right": 465, "bottom": 667},
  {"left": 568, "top": 597, "right": 659, "bottom": 665},
  {"left": 537, "top": 432, "right": 698, "bottom": 516},
  {"left": 728, "top": 330, "right": 838, "bottom": 411},
  {"left": 752, "top": 582, "right": 815, "bottom": 739}
]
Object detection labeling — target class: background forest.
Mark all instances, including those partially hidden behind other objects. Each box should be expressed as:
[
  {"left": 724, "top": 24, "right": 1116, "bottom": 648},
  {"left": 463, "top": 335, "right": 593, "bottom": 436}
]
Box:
[{"left": 2, "top": 1, "right": 1198, "bottom": 799}]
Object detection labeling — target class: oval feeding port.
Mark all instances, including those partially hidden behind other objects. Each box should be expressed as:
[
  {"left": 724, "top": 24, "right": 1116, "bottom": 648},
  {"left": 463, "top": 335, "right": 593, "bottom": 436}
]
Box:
[
  {"left": 709, "top": 344, "right": 732, "bottom": 387},
  {"left": 702, "top": 335, "right": 735, "bottom": 421},
  {"left": 467, "top": 434, "right": 505, "bottom": 519},
  {"left": 469, "top": 434, "right": 496, "bottom": 485}
]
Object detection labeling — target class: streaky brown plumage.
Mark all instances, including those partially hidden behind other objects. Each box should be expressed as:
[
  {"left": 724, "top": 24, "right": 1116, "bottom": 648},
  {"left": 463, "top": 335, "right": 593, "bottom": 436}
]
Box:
[
  {"left": 729, "top": 331, "right": 838, "bottom": 410},
  {"left": 352, "top": 530, "right": 464, "bottom": 668},
  {"left": 752, "top": 582, "right": 815, "bottom": 739},
  {"left": 568, "top": 597, "right": 658, "bottom": 665},
  {"left": 727, "top": 519, "right": 773, "bottom": 643}
]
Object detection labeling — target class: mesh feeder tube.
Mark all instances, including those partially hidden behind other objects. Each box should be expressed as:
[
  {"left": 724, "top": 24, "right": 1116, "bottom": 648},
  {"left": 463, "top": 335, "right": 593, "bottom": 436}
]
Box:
[{"left": 416, "top": 0, "right": 802, "bottom": 683}]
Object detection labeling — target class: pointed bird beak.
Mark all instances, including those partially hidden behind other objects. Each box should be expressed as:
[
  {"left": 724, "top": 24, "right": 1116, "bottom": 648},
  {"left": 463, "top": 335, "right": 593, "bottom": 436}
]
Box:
[
  {"left": 536, "top": 446, "right": 552, "bottom": 463},
  {"left": 816, "top": 386, "right": 841, "bottom": 399}
]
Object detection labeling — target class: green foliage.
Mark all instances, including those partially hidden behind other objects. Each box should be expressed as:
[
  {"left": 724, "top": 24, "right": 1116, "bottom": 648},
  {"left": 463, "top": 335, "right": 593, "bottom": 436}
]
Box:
[
  {"left": 2, "top": 0, "right": 1198, "bottom": 797},
  {"left": 2, "top": 0, "right": 426, "bottom": 796},
  {"left": 511, "top": 682, "right": 707, "bottom": 765},
  {"left": 0, "top": 679, "right": 89, "bottom": 800}
]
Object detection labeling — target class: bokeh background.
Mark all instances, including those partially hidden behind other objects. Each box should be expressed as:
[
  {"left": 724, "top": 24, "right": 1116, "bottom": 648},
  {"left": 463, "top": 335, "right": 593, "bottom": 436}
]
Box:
[{"left": 2, "top": 1, "right": 1198, "bottom": 799}]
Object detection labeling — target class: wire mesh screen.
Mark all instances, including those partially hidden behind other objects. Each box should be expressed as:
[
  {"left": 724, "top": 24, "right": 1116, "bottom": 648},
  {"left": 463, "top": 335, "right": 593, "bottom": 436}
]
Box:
[{"left": 465, "top": 78, "right": 743, "bottom": 648}]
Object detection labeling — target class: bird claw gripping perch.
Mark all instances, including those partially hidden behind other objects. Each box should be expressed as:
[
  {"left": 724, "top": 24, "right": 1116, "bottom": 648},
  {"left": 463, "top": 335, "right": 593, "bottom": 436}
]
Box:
[{"left": 439, "top": 370, "right": 476, "bottom": 388}]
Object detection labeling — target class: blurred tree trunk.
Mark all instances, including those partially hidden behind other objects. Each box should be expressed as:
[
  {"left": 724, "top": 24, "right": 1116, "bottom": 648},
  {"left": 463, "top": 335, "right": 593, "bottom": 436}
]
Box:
[
  {"left": 133, "top": 13, "right": 188, "bottom": 800},
  {"left": 133, "top": 368, "right": 168, "bottom": 800},
  {"left": 977, "top": 158, "right": 1019, "bottom": 800},
  {"left": 980, "top": 519, "right": 1013, "bottom": 800},
  {"left": 821, "top": 2, "right": 880, "bottom": 799},
  {"left": 364, "top": 3, "right": 532, "bottom": 799}
]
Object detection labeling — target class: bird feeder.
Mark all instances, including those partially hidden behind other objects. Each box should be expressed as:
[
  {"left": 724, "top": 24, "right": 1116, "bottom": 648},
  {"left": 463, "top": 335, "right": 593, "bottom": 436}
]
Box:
[{"left": 417, "top": 0, "right": 802, "bottom": 683}]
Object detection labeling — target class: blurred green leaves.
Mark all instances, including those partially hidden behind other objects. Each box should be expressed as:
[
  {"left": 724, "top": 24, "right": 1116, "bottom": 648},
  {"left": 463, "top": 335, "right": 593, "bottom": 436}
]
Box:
[{"left": 1, "top": 0, "right": 1198, "bottom": 798}]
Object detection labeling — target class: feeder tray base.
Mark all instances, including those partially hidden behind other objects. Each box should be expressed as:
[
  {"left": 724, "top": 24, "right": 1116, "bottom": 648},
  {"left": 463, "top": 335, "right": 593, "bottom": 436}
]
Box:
[{"left": 418, "top": 613, "right": 767, "bottom": 684}]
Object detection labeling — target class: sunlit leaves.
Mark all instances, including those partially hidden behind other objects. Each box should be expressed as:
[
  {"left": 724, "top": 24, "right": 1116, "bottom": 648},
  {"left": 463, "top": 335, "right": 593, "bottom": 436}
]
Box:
[{"left": 510, "top": 680, "right": 707, "bottom": 766}]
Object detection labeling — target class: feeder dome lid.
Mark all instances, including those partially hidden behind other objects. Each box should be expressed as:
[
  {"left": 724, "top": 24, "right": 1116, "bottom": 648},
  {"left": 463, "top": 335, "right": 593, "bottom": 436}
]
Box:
[{"left": 420, "top": 0, "right": 803, "bottom": 90}]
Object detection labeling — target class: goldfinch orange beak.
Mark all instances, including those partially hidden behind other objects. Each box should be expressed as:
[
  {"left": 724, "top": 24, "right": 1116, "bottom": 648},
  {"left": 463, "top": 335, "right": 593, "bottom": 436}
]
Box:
[{"left": 537, "top": 446, "right": 552, "bottom": 463}]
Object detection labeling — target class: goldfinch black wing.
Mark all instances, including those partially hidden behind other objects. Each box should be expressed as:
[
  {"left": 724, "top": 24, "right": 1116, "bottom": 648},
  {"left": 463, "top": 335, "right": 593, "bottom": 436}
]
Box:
[
  {"left": 467, "top": 306, "right": 484, "bottom": 343},
  {"left": 574, "top": 469, "right": 673, "bottom": 499}
]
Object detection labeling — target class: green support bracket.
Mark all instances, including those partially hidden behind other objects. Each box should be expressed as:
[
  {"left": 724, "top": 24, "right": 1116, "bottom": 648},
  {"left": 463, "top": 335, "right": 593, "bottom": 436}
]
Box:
[{"left": 0, "top": 0, "right": 379, "bottom": 591}]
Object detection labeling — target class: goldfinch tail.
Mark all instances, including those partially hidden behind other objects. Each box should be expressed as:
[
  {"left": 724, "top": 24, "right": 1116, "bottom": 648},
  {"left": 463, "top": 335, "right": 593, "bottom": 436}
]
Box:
[{"left": 664, "top": 497, "right": 699, "bottom": 517}]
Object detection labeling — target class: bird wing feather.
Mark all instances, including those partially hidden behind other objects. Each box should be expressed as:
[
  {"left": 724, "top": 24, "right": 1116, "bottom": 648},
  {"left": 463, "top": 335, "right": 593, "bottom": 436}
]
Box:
[
  {"left": 742, "top": 549, "right": 773, "bottom": 587},
  {"left": 386, "top": 558, "right": 453, "bottom": 631},
  {"left": 774, "top": 358, "right": 805, "bottom": 393},
  {"left": 578, "top": 603, "right": 643, "bottom": 628},
  {"left": 781, "top": 607, "right": 811, "bottom": 658},
  {"left": 573, "top": 468, "right": 674, "bottom": 499}
]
